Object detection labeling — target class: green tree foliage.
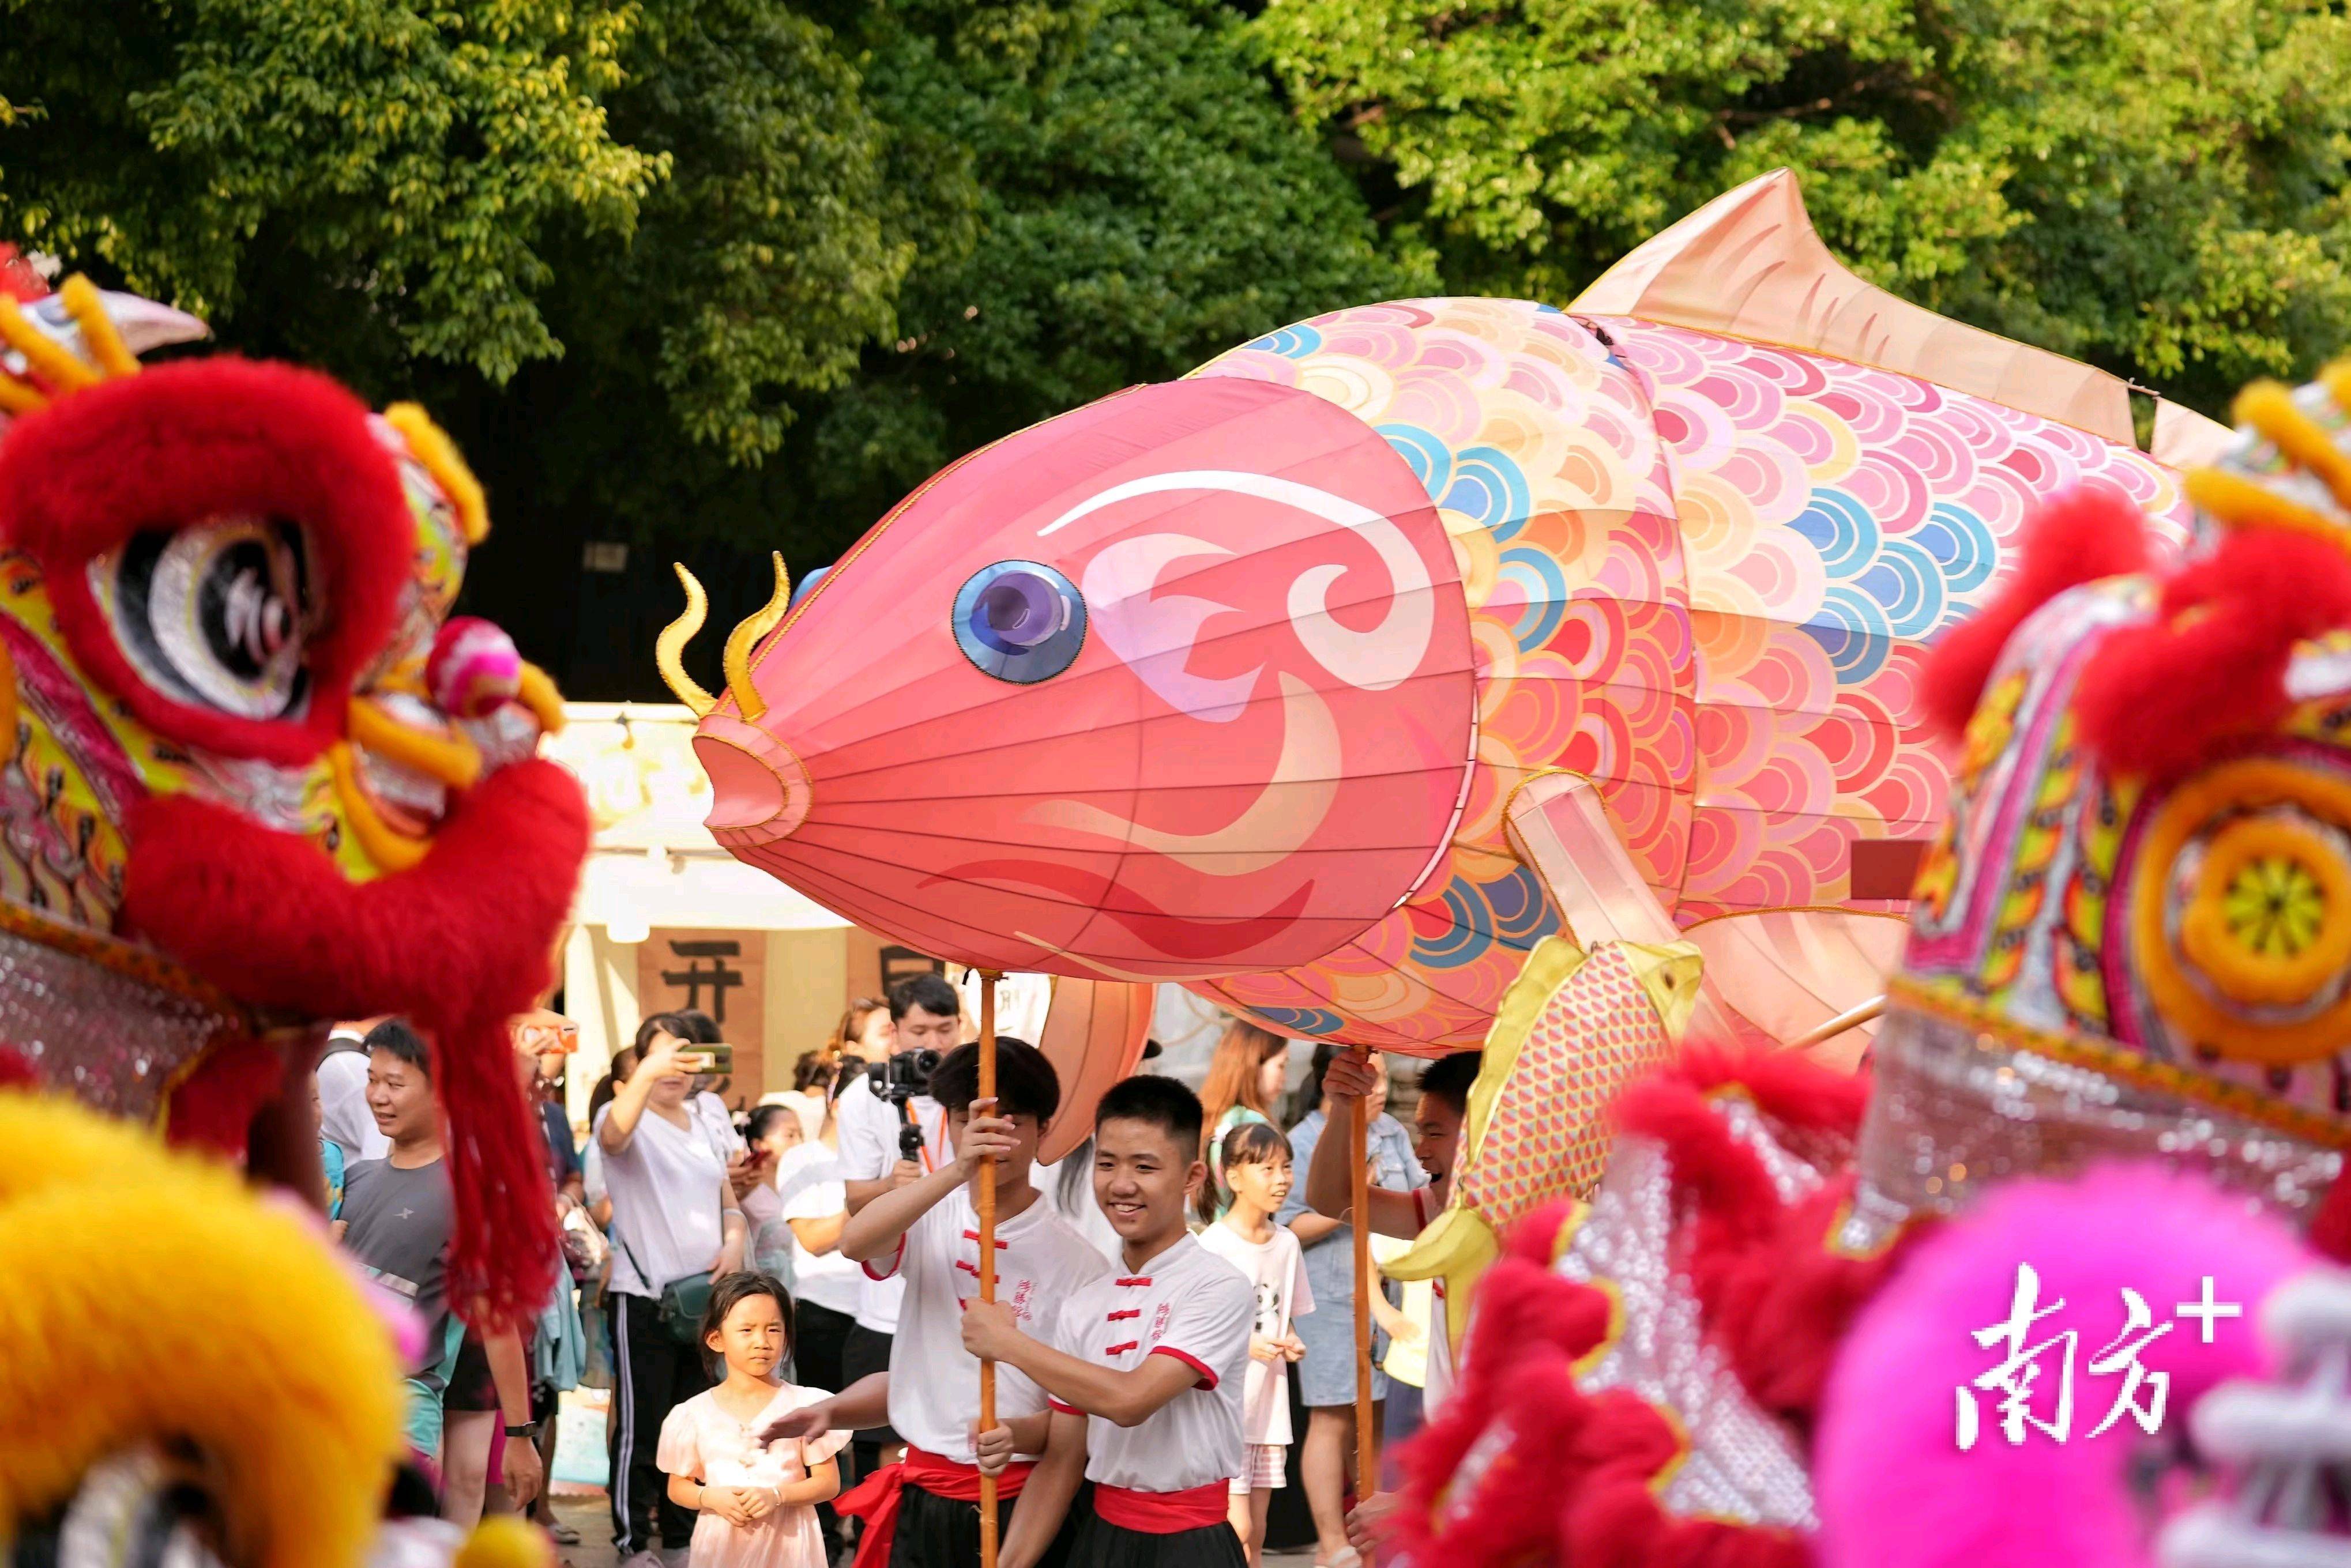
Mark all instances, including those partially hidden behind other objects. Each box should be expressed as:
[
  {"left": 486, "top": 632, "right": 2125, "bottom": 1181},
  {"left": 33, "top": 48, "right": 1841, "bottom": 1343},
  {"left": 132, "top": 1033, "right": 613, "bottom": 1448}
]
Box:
[
  {"left": 792, "top": 0, "right": 1432, "bottom": 549},
  {"left": 0, "top": 0, "right": 669, "bottom": 382},
  {"left": 1251, "top": 0, "right": 2351, "bottom": 410},
  {"left": 0, "top": 0, "right": 1420, "bottom": 563}
]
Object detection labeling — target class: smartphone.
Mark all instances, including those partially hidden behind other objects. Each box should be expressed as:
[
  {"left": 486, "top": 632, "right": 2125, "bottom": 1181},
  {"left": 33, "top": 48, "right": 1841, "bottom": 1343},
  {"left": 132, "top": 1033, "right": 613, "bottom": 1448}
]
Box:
[{"left": 675, "top": 1045, "right": 734, "bottom": 1075}]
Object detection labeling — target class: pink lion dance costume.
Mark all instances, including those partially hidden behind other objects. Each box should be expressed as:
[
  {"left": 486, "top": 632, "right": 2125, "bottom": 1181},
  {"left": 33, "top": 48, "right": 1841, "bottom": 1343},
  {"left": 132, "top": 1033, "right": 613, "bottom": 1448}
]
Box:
[{"left": 1397, "top": 364, "right": 2351, "bottom": 1567}]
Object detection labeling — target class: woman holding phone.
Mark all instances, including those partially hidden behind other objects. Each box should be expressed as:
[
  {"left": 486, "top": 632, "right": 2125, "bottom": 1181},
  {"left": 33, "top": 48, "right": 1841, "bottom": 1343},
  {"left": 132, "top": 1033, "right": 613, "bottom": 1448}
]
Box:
[{"left": 597, "top": 1009, "right": 748, "bottom": 1568}]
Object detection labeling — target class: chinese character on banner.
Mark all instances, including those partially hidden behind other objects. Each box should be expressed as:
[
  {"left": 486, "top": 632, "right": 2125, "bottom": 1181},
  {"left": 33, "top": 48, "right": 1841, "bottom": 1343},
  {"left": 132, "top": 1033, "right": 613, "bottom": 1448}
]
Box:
[
  {"left": 635, "top": 928, "right": 767, "bottom": 1102},
  {"left": 1958, "top": 1262, "right": 2077, "bottom": 1450}
]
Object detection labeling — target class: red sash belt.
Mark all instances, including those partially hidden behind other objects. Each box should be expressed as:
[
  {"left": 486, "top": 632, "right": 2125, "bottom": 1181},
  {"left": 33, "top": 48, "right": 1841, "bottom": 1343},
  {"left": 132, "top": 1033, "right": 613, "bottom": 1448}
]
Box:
[
  {"left": 1093, "top": 1480, "right": 1229, "bottom": 1533},
  {"left": 837, "top": 1446, "right": 1036, "bottom": 1568}
]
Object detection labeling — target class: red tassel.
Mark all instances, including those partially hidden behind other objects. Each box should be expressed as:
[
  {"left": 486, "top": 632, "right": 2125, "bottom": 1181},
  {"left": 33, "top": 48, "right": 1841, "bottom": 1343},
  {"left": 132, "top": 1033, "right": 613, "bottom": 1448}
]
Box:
[
  {"left": 436, "top": 1014, "right": 563, "bottom": 1329},
  {"left": 1922, "top": 486, "right": 2151, "bottom": 739},
  {"left": 161, "top": 1035, "right": 286, "bottom": 1160},
  {"left": 123, "top": 759, "right": 590, "bottom": 1330},
  {"left": 2075, "top": 527, "right": 2351, "bottom": 779}
]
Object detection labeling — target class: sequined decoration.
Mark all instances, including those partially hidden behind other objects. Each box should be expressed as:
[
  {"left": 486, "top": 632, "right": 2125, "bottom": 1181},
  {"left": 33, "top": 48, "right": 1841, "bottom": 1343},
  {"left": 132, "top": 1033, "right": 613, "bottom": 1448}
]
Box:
[
  {"left": 0, "top": 926, "right": 243, "bottom": 1121},
  {"left": 1842, "top": 999, "right": 2344, "bottom": 1256},
  {"left": 1556, "top": 1109, "right": 1823, "bottom": 1530}
]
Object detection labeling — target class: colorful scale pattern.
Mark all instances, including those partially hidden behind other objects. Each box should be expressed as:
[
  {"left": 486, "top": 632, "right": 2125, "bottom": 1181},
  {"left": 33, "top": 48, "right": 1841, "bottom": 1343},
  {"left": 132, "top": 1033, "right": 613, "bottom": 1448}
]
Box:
[{"left": 1188, "top": 298, "right": 2191, "bottom": 1050}]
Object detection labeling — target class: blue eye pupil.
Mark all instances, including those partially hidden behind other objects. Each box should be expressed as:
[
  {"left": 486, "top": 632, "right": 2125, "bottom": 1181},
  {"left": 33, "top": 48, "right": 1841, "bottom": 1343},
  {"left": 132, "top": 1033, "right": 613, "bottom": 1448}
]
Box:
[{"left": 954, "top": 560, "right": 1086, "bottom": 683}]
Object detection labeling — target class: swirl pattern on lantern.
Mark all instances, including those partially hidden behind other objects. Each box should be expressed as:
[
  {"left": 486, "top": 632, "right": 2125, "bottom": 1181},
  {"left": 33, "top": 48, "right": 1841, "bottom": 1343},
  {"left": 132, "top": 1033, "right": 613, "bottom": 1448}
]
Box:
[{"left": 1183, "top": 299, "right": 2190, "bottom": 1051}]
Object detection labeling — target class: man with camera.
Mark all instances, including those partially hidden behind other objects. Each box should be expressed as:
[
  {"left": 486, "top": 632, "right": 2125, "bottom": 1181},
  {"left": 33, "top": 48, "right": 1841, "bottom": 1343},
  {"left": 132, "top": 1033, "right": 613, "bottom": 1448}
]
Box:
[{"left": 834, "top": 972, "right": 964, "bottom": 1475}]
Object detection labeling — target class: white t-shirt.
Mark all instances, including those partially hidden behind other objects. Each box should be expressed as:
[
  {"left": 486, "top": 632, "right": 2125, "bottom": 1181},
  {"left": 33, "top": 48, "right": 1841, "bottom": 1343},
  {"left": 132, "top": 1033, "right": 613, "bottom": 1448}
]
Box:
[
  {"left": 316, "top": 1043, "right": 390, "bottom": 1164},
  {"left": 1197, "top": 1221, "right": 1315, "bottom": 1446},
  {"left": 1412, "top": 1187, "right": 1456, "bottom": 1414},
  {"left": 776, "top": 1144, "right": 864, "bottom": 1318},
  {"left": 595, "top": 1098, "right": 737, "bottom": 1298},
  {"left": 864, "top": 1188, "right": 1108, "bottom": 1464},
  {"left": 1046, "top": 1232, "right": 1252, "bottom": 1492},
  {"left": 834, "top": 1074, "right": 950, "bottom": 1334}
]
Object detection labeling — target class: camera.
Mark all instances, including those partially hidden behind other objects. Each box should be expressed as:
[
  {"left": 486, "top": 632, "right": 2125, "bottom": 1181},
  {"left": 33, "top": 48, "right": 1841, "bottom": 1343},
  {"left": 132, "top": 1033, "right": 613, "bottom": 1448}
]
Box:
[
  {"left": 866, "top": 1047, "right": 942, "bottom": 1160},
  {"left": 866, "top": 1047, "right": 940, "bottom": 1101}
]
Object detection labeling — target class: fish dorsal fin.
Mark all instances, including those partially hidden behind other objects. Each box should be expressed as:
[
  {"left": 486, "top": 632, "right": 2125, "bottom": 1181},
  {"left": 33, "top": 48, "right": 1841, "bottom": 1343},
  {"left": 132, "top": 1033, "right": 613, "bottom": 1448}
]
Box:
[
  {"left": 1571, "top": 168, "right": 2137, "bottom": 447},
  {"left": 2151, "top": 396, "right": 2237, "bottom": 470}
]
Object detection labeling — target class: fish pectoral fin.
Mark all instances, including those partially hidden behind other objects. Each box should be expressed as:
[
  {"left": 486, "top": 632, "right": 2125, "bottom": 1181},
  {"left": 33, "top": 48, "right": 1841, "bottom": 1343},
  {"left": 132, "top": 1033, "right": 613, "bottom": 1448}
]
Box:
[{"left": 1503, "top": 770, "right": 1683, "bottom": 948}]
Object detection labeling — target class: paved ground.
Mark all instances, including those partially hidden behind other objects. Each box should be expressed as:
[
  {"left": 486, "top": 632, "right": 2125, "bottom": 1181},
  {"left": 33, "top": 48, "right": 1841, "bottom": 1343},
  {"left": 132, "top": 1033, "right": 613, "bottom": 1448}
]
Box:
[
  {"left": 545, "top": 1494, "right": 1324, "bottom": 1568},
  {"left": 541, "top": 1389, "right": 1323, "bottom": 1566}
]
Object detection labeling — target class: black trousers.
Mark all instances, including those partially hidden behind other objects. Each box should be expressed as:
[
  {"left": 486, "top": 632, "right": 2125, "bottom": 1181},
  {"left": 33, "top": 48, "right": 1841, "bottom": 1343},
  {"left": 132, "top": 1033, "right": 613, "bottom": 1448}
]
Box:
[
  {"left": 887, "top": 1476, "right": 1091, "bottom": 1568},
  {"left": 609, "top": 1291, "right": 713, "bottom": 1554},
  {"left": 1063, "top": 1510, "right": 1244, "bottom": 1568},
  {"left": 792, "top": 1299, "right": 856, "bottom": 1561}
]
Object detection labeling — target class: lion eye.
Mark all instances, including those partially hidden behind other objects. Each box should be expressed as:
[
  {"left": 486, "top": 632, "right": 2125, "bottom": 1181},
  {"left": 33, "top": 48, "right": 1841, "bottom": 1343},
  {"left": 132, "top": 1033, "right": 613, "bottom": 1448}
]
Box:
[
  {"left": 94, "top": 516, "right": 313, "bottom": 721},
  {"left": 31, "top": 1448, "right": 229, "bottom": 1568}
]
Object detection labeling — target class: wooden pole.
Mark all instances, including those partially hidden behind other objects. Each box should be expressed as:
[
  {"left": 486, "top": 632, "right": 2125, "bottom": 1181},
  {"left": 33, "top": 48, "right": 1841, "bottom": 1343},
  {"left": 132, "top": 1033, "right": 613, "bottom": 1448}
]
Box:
[
  {"left": 977, "top": 970, "right": 1001, "bottom": 1568},
  {"left": 1785, "top": 993, "right": 1887, "bottom": 1054},
  {"left": 1350, "top": 1090, "right": 1376, "bottom": 1507}
]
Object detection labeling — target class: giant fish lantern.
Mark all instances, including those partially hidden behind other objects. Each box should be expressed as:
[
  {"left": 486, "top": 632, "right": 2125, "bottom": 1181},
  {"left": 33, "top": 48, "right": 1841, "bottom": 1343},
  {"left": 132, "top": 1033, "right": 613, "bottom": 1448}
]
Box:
[
  {"left": 0, "top": 257, "right": 589, "bottom": 1324},
  {"left": 665, "top": 171, "right": 2221, "bottom": 1054}
]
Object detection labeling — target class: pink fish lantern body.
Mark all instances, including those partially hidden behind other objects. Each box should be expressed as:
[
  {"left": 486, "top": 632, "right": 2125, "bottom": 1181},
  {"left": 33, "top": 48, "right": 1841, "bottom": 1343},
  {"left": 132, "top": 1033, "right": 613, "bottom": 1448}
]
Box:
[{"left": 677, "top": 174, "right": 2199, "bottom": 1055}]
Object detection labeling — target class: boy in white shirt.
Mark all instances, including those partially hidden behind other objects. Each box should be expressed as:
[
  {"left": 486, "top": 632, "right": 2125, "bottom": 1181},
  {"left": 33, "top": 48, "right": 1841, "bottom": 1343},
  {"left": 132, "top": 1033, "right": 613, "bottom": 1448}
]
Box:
[
  {"left": 838, "top": 1038, "right": 1107, "bottom": 1568},
  {"left": 961, "top": 1076, "right": 1253, "bottom": 1568}
]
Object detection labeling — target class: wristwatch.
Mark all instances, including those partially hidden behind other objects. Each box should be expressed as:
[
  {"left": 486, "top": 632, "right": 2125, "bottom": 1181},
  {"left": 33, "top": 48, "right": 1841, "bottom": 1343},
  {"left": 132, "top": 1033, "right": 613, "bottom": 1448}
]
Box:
[{"left": 503, "top": 1422, "right": 537, "bottom": 1438}]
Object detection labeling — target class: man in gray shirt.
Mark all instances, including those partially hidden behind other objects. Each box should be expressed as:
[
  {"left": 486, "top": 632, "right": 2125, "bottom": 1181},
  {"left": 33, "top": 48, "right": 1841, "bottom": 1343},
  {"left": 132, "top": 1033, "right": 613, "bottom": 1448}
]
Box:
[{"left": 338, "top": 1019, "right": 543, "bottom": 1510}]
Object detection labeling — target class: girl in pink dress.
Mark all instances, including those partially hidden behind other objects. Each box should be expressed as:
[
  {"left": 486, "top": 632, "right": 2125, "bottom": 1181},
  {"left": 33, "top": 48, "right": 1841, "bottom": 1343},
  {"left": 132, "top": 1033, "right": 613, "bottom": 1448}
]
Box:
[{"left": 659, "top": 1273, "right": 849, "bottom": 1568}]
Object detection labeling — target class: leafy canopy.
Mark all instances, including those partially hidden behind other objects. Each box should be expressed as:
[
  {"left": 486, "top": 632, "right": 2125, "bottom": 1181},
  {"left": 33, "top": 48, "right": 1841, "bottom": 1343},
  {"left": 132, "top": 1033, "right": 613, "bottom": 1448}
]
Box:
[
  {"left": 0, "top": 0, "right": 1420, "bottom": 564},
  {"left": 1252, "top": 0, "right": 2351, "bottom": 410}
]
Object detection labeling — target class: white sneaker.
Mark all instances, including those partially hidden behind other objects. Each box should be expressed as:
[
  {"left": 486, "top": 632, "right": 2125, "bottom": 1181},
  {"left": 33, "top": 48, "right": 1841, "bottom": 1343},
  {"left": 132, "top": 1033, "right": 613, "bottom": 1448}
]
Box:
[
  {"left": 618, "top": 1551, "right": 665, "bottom": 1568},
  {"left": 657, "top": 1550, "right": 690, "bottom": 1568}
]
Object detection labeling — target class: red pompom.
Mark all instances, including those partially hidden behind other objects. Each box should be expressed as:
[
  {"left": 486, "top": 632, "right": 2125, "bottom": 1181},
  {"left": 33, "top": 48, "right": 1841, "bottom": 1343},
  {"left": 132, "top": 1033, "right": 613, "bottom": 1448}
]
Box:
[
  {"left": 0, "top": 357, "right": 412, "bottom": 765},
  {"left": 1921, "top": 486, "right": 2151, "bottom": 739},
  {"left": 2074, "top": 527, "right": 2351, "bottom": 779}
]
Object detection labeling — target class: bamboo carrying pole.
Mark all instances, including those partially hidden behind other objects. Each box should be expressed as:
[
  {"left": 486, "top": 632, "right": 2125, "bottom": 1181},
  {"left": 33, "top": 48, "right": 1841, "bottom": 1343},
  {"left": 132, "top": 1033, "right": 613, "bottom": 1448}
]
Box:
[
  {"left": 1350, "top": 1091, "right": 1376, "bottom": 1505},
  {"left": 977, "top": 970, "right": 1001, "bottom": 1568},
  {"left": 1785, "top": 993, "right": 1886, "bottom": 1054}
]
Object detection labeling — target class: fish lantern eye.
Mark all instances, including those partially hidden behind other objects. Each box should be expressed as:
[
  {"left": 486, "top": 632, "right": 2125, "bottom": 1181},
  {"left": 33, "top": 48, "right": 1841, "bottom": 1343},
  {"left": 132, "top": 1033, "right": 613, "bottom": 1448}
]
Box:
[{"left": 953, "top": 560, "right": 1086, "bottom": 683}]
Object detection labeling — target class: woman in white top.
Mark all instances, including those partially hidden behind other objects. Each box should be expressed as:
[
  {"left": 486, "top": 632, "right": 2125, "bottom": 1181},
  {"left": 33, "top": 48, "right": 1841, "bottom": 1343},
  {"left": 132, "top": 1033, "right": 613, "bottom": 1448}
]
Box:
[{"left": 598, "top": 1010, "right": 748, "bottom": 1568}]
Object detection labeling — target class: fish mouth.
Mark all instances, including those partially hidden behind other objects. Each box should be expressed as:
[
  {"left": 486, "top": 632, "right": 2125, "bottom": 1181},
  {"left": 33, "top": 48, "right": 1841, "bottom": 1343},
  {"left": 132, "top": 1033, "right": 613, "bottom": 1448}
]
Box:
[{"left": 693, "top": 713, "right": 811, "bottom": 848}]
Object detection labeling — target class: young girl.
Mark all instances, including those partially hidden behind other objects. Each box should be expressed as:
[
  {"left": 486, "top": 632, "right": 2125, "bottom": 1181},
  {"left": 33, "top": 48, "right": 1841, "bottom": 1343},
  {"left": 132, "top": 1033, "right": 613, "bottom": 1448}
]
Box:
[
  {"left": 659, "top": 1272, "right": 849, "bottom": 1568},
  {"left": 1196, "top": 1121, "right": 1314, "bottom": 1567},
  {"left": 1197, "top": 1022, "right": 1291, "bottom": 1222}
]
